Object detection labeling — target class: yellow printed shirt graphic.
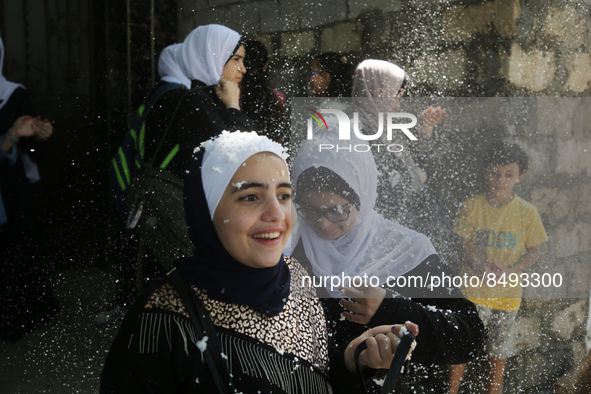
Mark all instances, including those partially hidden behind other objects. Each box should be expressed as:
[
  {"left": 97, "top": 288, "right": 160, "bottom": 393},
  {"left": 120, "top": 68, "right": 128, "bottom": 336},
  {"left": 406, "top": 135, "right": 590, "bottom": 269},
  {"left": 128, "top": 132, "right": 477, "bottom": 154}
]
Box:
[{"left": 454, "top": 194, "right": 548, "bottom": 311}]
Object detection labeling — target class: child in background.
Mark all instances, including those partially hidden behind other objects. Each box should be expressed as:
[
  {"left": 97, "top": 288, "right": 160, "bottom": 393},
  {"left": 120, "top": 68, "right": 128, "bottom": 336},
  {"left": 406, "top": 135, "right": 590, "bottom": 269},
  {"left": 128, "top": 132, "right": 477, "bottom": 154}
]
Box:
[
  {"left": 448, "top": 141, "right": 548, "bottom": 394},
  {"left": 307, "top": 52, "right": 355, "bottom": 98}
]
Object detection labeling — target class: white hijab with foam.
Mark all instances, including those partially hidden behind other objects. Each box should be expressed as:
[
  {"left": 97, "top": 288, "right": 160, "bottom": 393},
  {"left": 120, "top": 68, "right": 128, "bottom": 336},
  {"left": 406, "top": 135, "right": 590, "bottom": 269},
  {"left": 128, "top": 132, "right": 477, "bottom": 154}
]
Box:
[
  {"left": 199, "top": 130, "right": 288, "bottom": 220},
  {"left": 293, "top": 129, "right": 436, "bottom": 297},
  {"left": 179, "top": 24, "right": 241, "bottom": 87},
  {"left": 158, "top": 44, "right": 191, "bottom": 88},
  {"left": 0, "top": 36, "right": 24, "bottom": 111}
]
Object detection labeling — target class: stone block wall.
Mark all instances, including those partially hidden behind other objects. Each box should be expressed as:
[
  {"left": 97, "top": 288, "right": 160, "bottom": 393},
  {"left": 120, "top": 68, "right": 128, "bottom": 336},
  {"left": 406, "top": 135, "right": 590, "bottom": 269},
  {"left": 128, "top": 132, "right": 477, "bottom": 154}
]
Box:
[
  {"left": 178, "top": 0, "right": 591, "bottom": 97},
  {"left": 177, "top": 0, "right": 591, "bottom": 391}
]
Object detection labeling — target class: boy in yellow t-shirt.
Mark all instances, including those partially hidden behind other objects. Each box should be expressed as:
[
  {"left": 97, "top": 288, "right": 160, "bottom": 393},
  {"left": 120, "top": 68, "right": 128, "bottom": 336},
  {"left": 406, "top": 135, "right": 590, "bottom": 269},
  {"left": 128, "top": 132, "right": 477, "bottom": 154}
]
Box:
[{"left": 448, "top": 142, "right": 548, "bottom": 394}]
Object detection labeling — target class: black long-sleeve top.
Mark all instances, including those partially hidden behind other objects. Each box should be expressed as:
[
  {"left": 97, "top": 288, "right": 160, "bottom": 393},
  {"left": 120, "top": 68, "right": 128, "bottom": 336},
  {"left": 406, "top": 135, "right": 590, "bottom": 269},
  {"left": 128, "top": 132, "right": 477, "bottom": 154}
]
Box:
[
  {"left": 293, "top": 242, "right": 484, "bottom": 393},
  {"left": 142, "top": 80, "right": 258, "bottom": 180},
  {"left": 100, "top": 257, "right": 365, "bottom": 393}
]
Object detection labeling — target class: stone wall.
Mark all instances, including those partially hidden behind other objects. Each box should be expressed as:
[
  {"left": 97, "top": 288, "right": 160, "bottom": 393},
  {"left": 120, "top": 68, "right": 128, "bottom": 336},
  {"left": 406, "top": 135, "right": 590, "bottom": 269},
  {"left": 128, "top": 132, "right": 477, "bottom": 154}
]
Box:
[
  {"left": 177, "top": 0, "right": 591, "bottom": 97},
  {"left": 176, "top": 0, "right": 591, "bottom": 392}
]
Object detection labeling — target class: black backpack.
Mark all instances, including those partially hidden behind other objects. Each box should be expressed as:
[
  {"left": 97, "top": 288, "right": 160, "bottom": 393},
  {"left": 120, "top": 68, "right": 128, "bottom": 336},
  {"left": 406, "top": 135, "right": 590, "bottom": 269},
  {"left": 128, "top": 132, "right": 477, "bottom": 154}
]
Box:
[
  {"left": 109, "top": 82, "right": 185, "bottom": 219},
  {"left": 121, "top": 86, "right": 199, "bottom": 269}
]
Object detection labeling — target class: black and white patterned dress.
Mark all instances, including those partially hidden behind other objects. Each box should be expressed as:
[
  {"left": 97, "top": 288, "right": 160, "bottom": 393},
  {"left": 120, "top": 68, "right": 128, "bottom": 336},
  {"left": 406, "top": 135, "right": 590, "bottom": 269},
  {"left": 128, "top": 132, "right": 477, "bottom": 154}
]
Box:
[{"left": 100, "top": 257, "right": 343, "bottom": 393}]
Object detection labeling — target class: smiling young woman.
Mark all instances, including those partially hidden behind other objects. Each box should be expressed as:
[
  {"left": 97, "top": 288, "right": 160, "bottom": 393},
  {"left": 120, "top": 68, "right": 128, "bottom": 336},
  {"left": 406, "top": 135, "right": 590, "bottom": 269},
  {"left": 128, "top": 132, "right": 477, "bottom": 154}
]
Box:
[
  {"left": 212, "top": 151, "right": 292, "bottom": 268},
  {"left": 101, "top": 130, "right": 414, "bottom": 393}
]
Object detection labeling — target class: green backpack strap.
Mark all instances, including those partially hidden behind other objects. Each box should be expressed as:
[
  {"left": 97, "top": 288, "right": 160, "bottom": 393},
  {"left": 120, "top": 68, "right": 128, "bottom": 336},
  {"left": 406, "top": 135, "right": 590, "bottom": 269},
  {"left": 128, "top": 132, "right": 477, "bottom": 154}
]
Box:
[
  {"left": 148, "top": 86, "right": 203, "bottom": 168},
  {"left": 160, "top": 144, "right": 179, "bottom": 169},
  {"left": 137, "top": 83, "right": 186, "bottom": 165}
]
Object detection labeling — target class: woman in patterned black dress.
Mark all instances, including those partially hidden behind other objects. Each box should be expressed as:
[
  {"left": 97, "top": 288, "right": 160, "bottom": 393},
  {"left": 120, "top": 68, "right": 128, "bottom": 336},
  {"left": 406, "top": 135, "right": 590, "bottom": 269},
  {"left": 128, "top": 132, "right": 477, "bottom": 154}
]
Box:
[{"left": 100, "top": 130, "right": 412, "bottom": 393}]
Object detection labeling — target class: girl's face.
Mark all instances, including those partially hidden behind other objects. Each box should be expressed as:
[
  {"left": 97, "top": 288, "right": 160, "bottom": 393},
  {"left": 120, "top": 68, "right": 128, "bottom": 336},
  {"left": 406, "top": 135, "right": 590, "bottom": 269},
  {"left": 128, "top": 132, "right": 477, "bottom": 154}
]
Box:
[
  {"left": 386, "top": 86, "right": 405, "bottom": 111},
  {"left": 298, "top": 190, "right": 359, "bottom": 240},
  {"left": 213, "top": 153, "right": 292, "bottom": 269},
  {"left": 221, "top": 45, "right": 246, "bottom": 84},
  {"left": 307, "top": 58, "right": 330, "bottom": 97}
]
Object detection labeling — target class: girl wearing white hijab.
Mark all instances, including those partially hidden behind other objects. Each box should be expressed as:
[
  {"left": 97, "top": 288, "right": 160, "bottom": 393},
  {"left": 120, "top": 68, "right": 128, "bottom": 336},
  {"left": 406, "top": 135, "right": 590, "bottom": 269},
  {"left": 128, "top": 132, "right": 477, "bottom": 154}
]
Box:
[
  {"left": 293, "top": 133, "right": 436, "bottom": 299},
  {"left": 97, "top": 43, "right": 195, "bottom": 322},
  {"left": 0, "top": 35, "right": 53, "bottom": 158},
  {"left": 101, "top": 130, "right": 412, "bottom": 393},
  {"left": 157, "top": 43, "right": 191, "bottom": 88},
  {"left": 352, "top": 59, "right": 458, "bottom": 273},
  {"left": 292, "top": 130, "right": 483, "bottom": 392},
  {"left": 0, "top": 37, "right": 24, "bottom": 111},
  {"left": 352, "top": 59, "right": 447, "bottom": 215},
  {"left": 101, "top": 25, "right": 257, "bottom": 322},
  {"left": 0, "top": 35, "right": 58, "bottom": 341},
  {"left": 142, "top": 24, "right": 257, "bottom": 180}
]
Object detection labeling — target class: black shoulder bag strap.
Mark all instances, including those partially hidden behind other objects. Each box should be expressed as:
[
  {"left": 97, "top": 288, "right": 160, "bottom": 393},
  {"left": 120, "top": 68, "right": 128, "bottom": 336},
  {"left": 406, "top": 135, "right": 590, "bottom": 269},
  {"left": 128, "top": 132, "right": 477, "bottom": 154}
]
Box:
[
  {"left": 354, "top": 331, "right": 417, "bottom": 394},
  {"left": 167, "top": 268, "right": 234, "bottom": 394},
  {"left": 148, "top": 86, "right": 205, "bottom": 167}
]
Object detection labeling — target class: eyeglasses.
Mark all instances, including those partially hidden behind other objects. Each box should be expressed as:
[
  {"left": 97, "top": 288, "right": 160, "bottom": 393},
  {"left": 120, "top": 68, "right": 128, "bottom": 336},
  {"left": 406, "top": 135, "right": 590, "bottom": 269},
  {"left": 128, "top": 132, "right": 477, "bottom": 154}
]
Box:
[
  {"left": 306, "top": 71, "right": 322, "bottom": 78},
  {"left": 296, "top": 204, "right": 353, "bottom": 222}
]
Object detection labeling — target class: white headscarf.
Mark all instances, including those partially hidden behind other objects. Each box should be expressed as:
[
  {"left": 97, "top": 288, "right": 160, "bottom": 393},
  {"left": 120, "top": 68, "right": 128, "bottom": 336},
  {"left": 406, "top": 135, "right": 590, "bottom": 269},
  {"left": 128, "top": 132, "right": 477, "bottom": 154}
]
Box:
[
  {"left": 351, "top": 59, "right": 415, "bottom": 168},
  {"left": 199, "top": 130, "right": 288, "bottom": 220},
  {"left": 293, "top": 128, "right": 436, "bottom": 298},
  {"left": 179, "top": 24, "right": 241, "bottom": 87},
  {"left": 158, "top": 44, "right": 191, "bottom": 88},
  {"left": 352, "top": 59, "right": 405, "bottom": 132},
  {"left": 0, "top": 36, "right": 24, "bottom": 111},
  {"left": 352, "top": 59, "right": 405, "bottom": 103}
]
